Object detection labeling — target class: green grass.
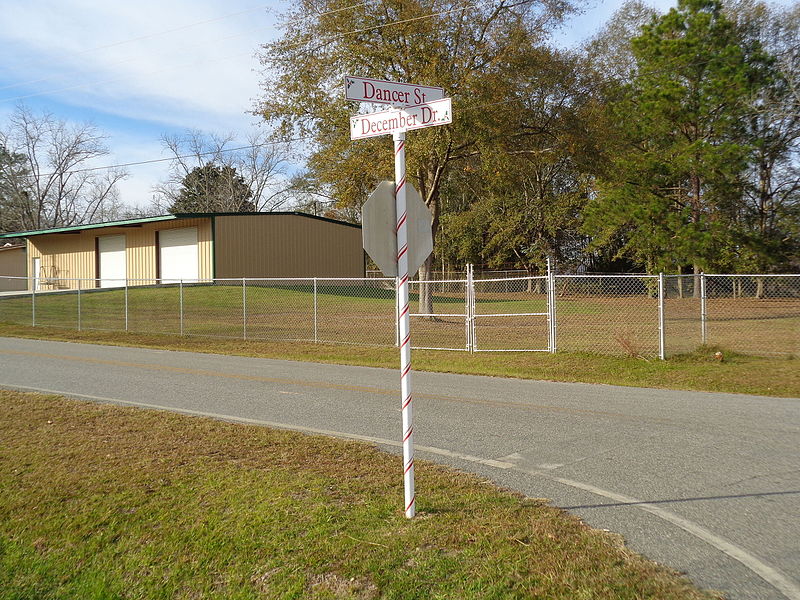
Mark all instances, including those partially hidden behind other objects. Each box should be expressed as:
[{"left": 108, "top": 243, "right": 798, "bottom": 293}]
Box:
[
  {"left": 0, "top": 390, "right": 719, "bottom": 600},
  {"left": 0, "top": 323, "right": 798, "bottom": 398}
]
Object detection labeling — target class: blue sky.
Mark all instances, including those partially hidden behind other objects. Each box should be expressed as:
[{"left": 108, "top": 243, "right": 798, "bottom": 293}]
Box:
[{"left": 0, "top": 0, "right": 677, "bottom": 211}]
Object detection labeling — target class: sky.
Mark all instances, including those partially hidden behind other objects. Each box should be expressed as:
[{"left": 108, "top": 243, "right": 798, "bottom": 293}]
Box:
[{"left": 0, "top": 0, "right": 679, "bottom": 213}]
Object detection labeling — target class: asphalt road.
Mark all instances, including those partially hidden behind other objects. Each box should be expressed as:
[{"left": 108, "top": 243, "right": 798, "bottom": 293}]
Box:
[{"left": 0, "top": 336, "right": 798, "bottom": 600}]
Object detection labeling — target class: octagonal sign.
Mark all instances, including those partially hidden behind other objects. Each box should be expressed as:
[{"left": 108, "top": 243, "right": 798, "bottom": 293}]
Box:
[{"left": 362, "top": 180, "right": 433, "bottom": 277}]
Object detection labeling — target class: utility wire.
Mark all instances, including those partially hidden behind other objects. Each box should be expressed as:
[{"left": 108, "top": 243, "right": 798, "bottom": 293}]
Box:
[
  {"left": 32, "top": 136, "right": 314, "bottom": 177},
  {"left": 23, "top": 96, "right": 528, "bottom": 178},
  {"left": 10, "top": 1, "right": 529, "bottom": 177},
  {"left": 0, "top": 1, "right": 376, "bottom": 101},
  {"left": 1, "top": 0, "right": 491, "bottom": 104},
  {"left": 301, "top": 0, "right": 496, "bottom": 53},
  {"left": 0, "top": 3, "right": 276, "bottom": 93}
]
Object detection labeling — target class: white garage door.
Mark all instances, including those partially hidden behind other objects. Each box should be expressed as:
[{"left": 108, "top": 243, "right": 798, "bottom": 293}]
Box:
[
  {"left": 98, "top": 235, "right": 126, "bottom": 288},
  {"left": 159, "top": 227, "right": 199, "bottom": 283}
]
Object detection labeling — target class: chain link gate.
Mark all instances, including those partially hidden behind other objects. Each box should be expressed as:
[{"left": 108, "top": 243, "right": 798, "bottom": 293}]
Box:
[{"left": 467, "top": 264, "right": 555, "bottom": 353}]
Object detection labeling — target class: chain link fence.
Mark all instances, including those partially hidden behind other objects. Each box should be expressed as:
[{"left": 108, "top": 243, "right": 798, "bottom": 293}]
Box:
[
  {"left": 1, "top": 272, "right": 797, "bottom": 358},
  {"left": 553, "top": 275, "right": 661, "bottom": 357}
]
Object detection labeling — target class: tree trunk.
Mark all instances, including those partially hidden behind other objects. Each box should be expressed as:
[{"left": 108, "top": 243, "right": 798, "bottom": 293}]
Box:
[
  {"left": 690, "top": 171, "right": 702, "bottom": 300},
  {"left": 416, "top": 165, "right": 440, "bottom": 319},
  {"left": 677, "top": 265, "right": 684, "bottom": 299},
  {"left": 418, "top": 255, "right": 435, "bottom": 317},
  {"left": 756, "top": 277, "right": 765, "bottom": 300}
]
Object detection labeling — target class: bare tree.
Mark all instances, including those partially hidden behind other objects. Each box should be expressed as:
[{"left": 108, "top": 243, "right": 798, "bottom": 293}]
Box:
[
  {"left": 152, "top": 129, "right": 291, "bottom": 213},
  {"left": 584, "top": 0, "right": 658, "bottom": 83},
  {"left": 0, "top": 105, "right": 127, "bottom": 232}
]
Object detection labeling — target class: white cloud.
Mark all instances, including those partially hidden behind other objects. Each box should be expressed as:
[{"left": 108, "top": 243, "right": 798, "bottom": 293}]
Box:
[
  {"left": 0, "top": 0, "right": 281, "bottom": 131},
  {"left": 0, "top": 0, "right": 288, "bottom": 210}
]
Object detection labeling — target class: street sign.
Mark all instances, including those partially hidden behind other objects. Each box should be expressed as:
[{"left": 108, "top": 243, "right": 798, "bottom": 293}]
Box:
[
  {"left": 348, "top": 76, "right": 450, "bottom": 520},
  {"left": 345, "top": 75, "right": 444, "bottom": 107},
  {"left": 362, "top": 180, "right": 433, "bottom": 278},
  {"left": 350, "top": 98, "right": 452, "bottom": 140}
]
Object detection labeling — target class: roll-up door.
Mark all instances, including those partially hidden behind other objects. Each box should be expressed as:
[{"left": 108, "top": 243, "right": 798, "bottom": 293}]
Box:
[
  {"left": 98, "top": 235, "right": 126, "bottom": 288},
  {"left": 159, "top": 227, "right": 199, "bottom": 283}
]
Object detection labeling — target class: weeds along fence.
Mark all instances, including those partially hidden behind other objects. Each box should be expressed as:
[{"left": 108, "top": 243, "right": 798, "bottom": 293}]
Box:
[{"left": 0, "top": 272, "right": 797, "bottom": 358}]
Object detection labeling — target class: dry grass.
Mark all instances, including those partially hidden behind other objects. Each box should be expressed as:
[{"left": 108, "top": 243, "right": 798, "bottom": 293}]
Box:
[{"left": 0, "top": 390, "right": 720, "bottom": 599}]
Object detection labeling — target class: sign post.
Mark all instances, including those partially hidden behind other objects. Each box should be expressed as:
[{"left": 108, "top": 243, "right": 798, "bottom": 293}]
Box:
[
  {"left": 393, "top": 130, "right": 415, "bottom": 518},
  {"left": 348, "top": 75, "right": 449, "bottom": 519}
]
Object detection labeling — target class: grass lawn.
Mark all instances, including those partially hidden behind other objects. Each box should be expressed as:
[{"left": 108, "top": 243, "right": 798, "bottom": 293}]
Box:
[
  {"left": 0, "top": 390, "right": 719, "bottom": 600},
  {"left": 1, "top": 322, "right": 798, "bottom": 398}
]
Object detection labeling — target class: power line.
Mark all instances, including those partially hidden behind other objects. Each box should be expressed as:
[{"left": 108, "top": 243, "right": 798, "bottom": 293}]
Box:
[
  {"left": 0, "top": 2, "right": 376, "bottom": 102},
  {"left": 0, "top": 3, "right": 276, "bottom": 93},
  {"left": 23, "top": 96, "right": 528, "bottom": 178},
  {"left": 303, "top": 0, "right": 496, "bottom": 53},
  {"left": 0, "top": 1, "right": 490, "bottom": 104},
  {"left": 0, "top": 49, "right": 256, "bottom": 103},
  {"left": 32, "top": 136, "right": 314, "bottom": 178}
]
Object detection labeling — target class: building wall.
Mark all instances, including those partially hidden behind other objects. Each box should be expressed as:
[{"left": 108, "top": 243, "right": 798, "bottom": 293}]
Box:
[
  {"left": 214, "top": 214, "right": 364, "bottom": 278},
  {"left": 26, "top": 218, "right": 213, "bottom": 290},
  {"left": 0, "top": 246, "right": 27, "bottom": 291}
]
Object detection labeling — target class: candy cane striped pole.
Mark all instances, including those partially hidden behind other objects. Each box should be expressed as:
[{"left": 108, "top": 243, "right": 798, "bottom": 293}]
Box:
[{"left": 394, "top": 130, "right": 415, "bottom": 519}]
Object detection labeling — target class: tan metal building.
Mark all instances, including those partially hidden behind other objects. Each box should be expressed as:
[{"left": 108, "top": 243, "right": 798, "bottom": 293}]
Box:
[
  {"left": 0, "top": 213, "right": 364, "bottom": 290},
  {"left": 0, "top": 244, "right": 27, "bottom": 291}
]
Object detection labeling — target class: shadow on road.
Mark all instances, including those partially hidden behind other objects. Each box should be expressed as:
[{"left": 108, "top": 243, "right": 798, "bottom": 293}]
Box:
[{"left": 562, "top": 489, "right": 799, "bottom": 510}]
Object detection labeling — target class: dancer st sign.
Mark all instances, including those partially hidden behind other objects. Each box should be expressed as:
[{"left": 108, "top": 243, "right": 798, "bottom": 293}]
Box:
[{"left": 345, "top": 75, "right": 443, "bottom": 106}]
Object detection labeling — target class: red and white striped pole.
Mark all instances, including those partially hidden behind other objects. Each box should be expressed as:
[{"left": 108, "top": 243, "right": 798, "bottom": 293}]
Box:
[{"left": 394, "top": 130, "right": 415, "bottom": 519}]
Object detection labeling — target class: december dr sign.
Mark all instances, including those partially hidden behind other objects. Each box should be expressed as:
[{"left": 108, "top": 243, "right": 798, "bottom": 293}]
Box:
[
  {"left": 345, "top": 76, "right": 444, "bottom": 107},
  {"left": 350, "top": 98, "right": 452, "bottom": 140}
]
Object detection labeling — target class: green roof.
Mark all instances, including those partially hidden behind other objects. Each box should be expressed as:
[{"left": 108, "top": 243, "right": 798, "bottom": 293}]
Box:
[
  {"left": 0, "top": 212, "right": 361, "bottom": 239},
  {"left": 0, "top": 215, "right": 178, "bottom": 238}
]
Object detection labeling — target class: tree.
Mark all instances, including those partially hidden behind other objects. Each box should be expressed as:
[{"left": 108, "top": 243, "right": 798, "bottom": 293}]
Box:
[
  {"left": 168, "top": 163, "right": 255, "bottom": 213},
  {"left": 441, "top": 159, "right": 587, "bottom": 278},
  {"left": 153, "top": 130, "right": 290, "bottom": 214},
  {"left": 584, "top": 0, "right": 658, "bottom": 83},
  {"left": 0, "top": 146, "right": 30, "bottom": 234},
  {"left": 584, "top": 0, "right": 774, "bottom": 285},
  {"left": 255, "top": 0, "right": 582, "bottom": 310},
  {"left": 0, "top": 106, "right": 127, "bottom": 233},
  {"left": 725, "top": 0, "right": 800, "bottom": 273},
  {"left": 437, "top": 51, "right": 598, "bottom": 276}
]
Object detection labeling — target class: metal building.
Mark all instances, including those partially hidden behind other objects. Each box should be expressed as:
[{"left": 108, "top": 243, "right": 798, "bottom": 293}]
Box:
[
  {"left": 0, "top": 213, "right": 364, "bottom": 290},
  {"left": 0, "top": 244, "right": 27, "bottom": 291}
]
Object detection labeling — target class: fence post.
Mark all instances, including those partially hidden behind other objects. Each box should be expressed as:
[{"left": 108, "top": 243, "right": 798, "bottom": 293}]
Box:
[
  {"left": 547, "top": 258, "right": 556, "bottom": 353},
  {"left": 465, "top": 263, "right": 473, "bottom": 352},
  {"left": 242, "top": 278, "right": 247, "bottom": 340},
  {"left": 31, "top": 278, "right": 36, "bottom": 327},
  {"left": 313, "top": 278, "right": 318, "bottom": 344},
  {"left": 179, "top": 280, "right": 184, "bottom": 336},
  {"left": 77, "top": 279, "right": 82, "bottom": 331},
  {"left": 658, "top": 272, "right": 666, "bottom": 360},
  {"left": 395, "top": 281, "right": 400, "bottom": 347},
  {"left": 700, "top": 272, "right": 707, "bottom": 345},
  {"left": 124, "top": 280, "right": 129, "bottom": 331}
]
